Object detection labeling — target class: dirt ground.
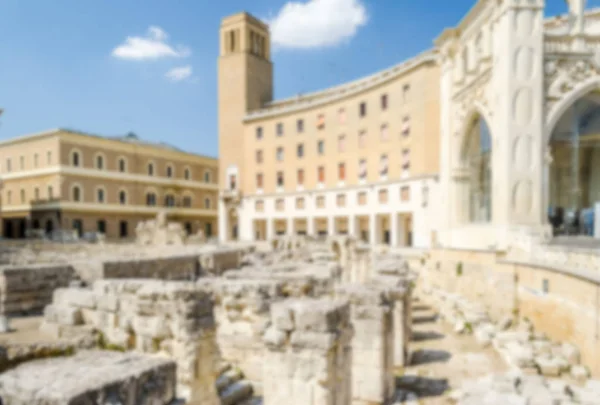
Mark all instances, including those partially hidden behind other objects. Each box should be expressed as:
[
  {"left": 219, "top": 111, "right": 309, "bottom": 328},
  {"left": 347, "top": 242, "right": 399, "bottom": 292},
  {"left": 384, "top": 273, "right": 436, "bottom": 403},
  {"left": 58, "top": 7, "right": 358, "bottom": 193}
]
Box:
[{"left": 397, "top": 297, "right": 509, "bottom": 404}]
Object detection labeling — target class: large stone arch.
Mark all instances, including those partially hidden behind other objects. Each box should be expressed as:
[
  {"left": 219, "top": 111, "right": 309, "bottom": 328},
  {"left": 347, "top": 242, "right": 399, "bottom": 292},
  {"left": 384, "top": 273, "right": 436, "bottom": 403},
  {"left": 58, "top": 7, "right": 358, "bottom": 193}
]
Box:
[{"left": 545, "top": 76, "right": 600, "bottom": 145}]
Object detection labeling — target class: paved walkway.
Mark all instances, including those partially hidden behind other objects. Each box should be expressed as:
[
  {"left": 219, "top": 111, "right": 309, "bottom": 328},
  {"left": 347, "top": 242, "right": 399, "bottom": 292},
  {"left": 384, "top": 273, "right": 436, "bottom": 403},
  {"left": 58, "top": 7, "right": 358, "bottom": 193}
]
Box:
[{"left": 397, "top": 297, "right": 508, "bottom": 404}]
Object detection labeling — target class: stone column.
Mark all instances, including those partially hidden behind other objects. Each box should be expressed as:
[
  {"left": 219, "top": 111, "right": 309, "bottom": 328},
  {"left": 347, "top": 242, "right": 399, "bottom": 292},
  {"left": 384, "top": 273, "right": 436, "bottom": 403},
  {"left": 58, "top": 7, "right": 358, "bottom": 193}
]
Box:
[
  {"left": 266, "top": 217, "right": 274, "bottom": 241},
  {"left": 390, "top": 213, "right": 398, "bottom": 247},
  {"left": 369, "top": 214, "right": 377, "bottom": 245},
  {"left": 328, "top": 216, "right": 335, "bottom": 236},
  {"left": 335, "top": 284, "right": 395, "bottom": 405},
  {"left": 263, "top": 299, "right": 352, "bottom": 405},
  {"left": 218, "top": 199, "right": 228, "bottom": 243}
]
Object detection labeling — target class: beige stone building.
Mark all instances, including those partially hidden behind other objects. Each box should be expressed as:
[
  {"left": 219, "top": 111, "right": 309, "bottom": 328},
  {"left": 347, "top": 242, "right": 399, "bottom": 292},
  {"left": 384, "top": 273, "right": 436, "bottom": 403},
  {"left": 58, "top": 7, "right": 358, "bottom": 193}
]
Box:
[
  {"left": 218, "top": 12, "right": 440, "bottom": 247},
  {"left": 0, "top": 129, "right": 218, "bottom": 240}
]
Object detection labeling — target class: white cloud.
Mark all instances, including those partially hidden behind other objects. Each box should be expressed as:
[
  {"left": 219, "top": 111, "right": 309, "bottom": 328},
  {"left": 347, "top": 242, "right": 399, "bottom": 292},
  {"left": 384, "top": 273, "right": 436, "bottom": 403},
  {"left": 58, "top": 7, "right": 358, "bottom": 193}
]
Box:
[
  {"left": 112, "top": 26, "right": 191, "bottom": 60},
  {"left": 269, "top": 0, "right": 367, "bottom": 49},
  {"left": 165, "top": 65, "right": 193, "bottom": 82}
]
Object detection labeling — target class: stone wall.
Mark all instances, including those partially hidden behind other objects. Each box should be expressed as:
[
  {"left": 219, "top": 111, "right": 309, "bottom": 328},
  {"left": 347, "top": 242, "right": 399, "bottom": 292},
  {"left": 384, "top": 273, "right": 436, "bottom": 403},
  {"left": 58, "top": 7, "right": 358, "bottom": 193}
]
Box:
[
  {"left": 199, "top": 247, "right": 243, "bottom": 276},
  {"left": 422, "top": 247, "right": 600, "bottom": 376},
  {"left": 0, "top": 264, "right": 75, "bottom": 316},
  {"left": 262, "top": 299, "right": 353, "bottom": 405},
  {"left": 0, "top": 350, "right": 177, "bottom": 405},
  {"left": 213, "top": 279, "right": 285, "bottom": 391},
  {"left": 101, "top": 254, "right": 199, "bottom": 280},
  {"left": 41, "top": 279, "right": 219, "bottom": 404}
]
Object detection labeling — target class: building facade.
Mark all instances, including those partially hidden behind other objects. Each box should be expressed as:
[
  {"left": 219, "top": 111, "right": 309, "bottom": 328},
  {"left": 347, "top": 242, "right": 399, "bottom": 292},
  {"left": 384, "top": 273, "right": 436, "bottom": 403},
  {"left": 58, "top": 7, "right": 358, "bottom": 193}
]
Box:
[
  {"left": 218, "top": 13, "right": 441, "bottom": 247},
  {"left": 0, "top": 129, "right": 218, "bottom": 240},
  {"left": 218, "top": 1, "right": 600, "bottom": 249}
]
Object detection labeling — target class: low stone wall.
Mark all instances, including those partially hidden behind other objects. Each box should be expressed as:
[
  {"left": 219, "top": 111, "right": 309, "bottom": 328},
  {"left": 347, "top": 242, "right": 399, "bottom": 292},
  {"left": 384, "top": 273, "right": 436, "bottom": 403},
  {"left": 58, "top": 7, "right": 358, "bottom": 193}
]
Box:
[
  {"left": 41, "top": 279, "right": 219, "bottom": 404},
  {"left": 0, "top": 350, "right": 177, "bottom": 405},
  {"left": 101, "top": 254, "right": 199, "bottom": 280},
  {"left": 423, "top": 247, "right": 600, "bottom": 376},
  {"left": 0, "top": 264, "right": 75, "bottom": 316},
  {"left": 199, "top": 248, "right": 243, "bottom": 276}
]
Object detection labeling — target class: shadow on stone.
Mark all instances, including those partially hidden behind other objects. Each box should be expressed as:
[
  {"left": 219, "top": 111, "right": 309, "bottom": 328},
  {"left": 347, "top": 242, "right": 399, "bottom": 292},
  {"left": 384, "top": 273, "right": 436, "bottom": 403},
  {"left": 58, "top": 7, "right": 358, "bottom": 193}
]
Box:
[
  {"left": 409, "top": 349, "right": 452, "bottom": 366},
  {"left": 411, "top": 304, "right": 431, "bottom": 312},
  {"left": 396, "top": 375, "right": 449, "bottom": 399},
  {"left": 412, "top": 314, "right": 438, "bottom": 324},
  {"left": 411, "top": 330, "right": 444, "bottom": 342}
]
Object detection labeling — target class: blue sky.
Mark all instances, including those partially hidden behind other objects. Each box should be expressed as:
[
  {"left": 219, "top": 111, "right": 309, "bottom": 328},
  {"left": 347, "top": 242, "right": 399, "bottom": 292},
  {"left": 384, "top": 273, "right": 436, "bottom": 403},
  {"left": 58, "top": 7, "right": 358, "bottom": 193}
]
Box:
[{"left": 0, "top": 0, "right": 587, "bottom": 157}]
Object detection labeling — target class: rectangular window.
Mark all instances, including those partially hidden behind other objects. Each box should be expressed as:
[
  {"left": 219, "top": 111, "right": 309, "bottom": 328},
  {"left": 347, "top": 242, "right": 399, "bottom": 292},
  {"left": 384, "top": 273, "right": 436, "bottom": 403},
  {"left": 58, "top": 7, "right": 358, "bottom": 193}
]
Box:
[
  {"left": 47, "top": 151, "right": 52, "bottom": 164},
  {"left": 358, "top": 131, "right": 367, "bottom": 148},
  {"left": 256, "top": 173, "right": 263, "bottom": 189},
  {"left": 359, "top": 102, "right": 367, "bottom": 118},
  {"left": 276, "top": 199, "right": 285, "bottom": 211},
  {"left": 357, "top": 191, "right": 367, "bottom": 206},
  {"left": 5, "top": 159, "right": 11, "bottom": 173},
  {"left": 381, "top": 94, "right": 388, "bottom": 110},
  {"left": 297, "top": 143, "right": 304, "bottom": 158},
  {"left": 336, "top": 194, "right": 346, "bottom": 207},
  {"left": 256, "top": 150, "right": 263, "bottom": 164},
  {"left": 338, "top": 162, "right": 346, "bottom": 181},
  {"left": 276, "top": 147, "right": 284, "bottom": 161},
  {"left": 276, "top": 122, "right": 284, "bottom": 136},
  {"left": 277, "top": 171, "right": 284, "bottom": 187},
  {"left": 378, "top": 189, "right": 389, "bottom": 204},
  {"left": 318, "top": 140, "right": 325, "bottom": 155},
  {"left": 229, "top": 174, "right": 237, "bottom": 190},
  {"left": 48, "top": 186, "right": 53, "bottom": 199},
  {"left": 34, "top": 187, "right": 39, "bottom": 200},
  {"left": 255, "top": 200, "right": 264, "bottom": 212},
  {"left": 358, "top": 159, "right": 367, "bottom": 179},
  {"left": 317, "top": 114, "right": 325, "bottom": 129},
  {"left": 296, "top": 197, "right": 305, "bottom": 210},
  {"left": 403, "top": 84, "right": 411, "bottom": 102},
  {"left": 256, "top": 126, "right": 263, "bottom": 140},
  {"left": 318, "top": 166, "right": 325, "bottom": 183},
  {"left": 380, "top": 154, "right": 389, "bottom": 177},
  {"left": 316, "top": 195, "right": 325, "bottom": 208},
  {"left": 338, "top": 108, "right": 346, "bottom": 124},
  {"left": 34, "top": 154, "right": 39, "bottom": 168},
  {"left": 380, "top": 124, "right": 389, "bottom": 141},
  {"left": 6, "top": 191, "right": 11, "bottom": 204},
  {"left": 19, "top": 156, "right": 24, "bottom": 170},
  {"left": 402, "top": 149, "right": 411, "bottom": 176},
  {"left": 401, "top": 186, "right": 410, "bottom": 202},
  {"left": 297, "top": 169, "right": 304, "bottom": 185},
  {"left": 338, "top": 135, "right": 346, "bottom": 153},
  {"left": 297, "top": 119, "right": 304, "bottom": 133},
  {"left": 402, "top": 116, "right": 411, "bottom": 137}
]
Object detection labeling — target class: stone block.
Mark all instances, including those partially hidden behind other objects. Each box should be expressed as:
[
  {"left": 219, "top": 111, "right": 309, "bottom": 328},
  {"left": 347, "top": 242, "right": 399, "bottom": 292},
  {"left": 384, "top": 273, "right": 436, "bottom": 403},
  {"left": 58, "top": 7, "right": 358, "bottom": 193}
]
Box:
[
  {"left": 0, "top": 350, "right": 177, "bottom": 405},
  {"left": 44, "top": 304, "right": 83, "bottom": 326}
]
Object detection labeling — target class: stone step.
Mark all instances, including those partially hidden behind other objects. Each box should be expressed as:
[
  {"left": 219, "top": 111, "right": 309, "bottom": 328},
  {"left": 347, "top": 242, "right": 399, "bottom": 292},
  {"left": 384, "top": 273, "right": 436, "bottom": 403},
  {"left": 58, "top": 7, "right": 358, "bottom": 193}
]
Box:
[{"left": 220, "top": 380, "right": 253, "bottom": 405}]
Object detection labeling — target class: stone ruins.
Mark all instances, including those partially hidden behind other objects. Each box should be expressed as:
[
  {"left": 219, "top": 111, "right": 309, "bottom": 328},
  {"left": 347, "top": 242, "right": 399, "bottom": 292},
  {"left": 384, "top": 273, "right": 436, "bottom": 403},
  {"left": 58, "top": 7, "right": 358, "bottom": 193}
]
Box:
[{"left": 0, "top": 235, "right": 598, "bottom": 404}]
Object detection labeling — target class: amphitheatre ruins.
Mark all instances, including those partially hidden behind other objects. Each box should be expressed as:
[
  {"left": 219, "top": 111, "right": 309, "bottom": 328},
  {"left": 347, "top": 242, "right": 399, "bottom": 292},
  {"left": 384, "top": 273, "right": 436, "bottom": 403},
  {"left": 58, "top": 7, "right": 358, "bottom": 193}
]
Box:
[{"left": 4, "top": 0, "right": 600, "bottom": 404}]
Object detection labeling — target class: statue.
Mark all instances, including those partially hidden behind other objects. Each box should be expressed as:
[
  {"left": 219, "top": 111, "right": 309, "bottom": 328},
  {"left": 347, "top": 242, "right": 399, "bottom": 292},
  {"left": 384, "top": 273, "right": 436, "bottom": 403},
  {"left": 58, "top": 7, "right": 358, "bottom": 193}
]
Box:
[{"left": 566, "top": 0, "right": 586, "bottom": 35}]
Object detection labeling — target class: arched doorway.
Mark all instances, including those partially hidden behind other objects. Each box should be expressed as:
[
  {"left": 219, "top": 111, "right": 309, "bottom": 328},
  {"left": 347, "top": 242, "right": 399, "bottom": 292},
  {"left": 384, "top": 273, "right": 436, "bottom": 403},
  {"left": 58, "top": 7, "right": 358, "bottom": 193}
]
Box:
[
  {"left": 461, "top": 114, "right": 493, "bottom": 223},
  {"left": 548, "top": 92, "right": 600, "bottom": 236}
]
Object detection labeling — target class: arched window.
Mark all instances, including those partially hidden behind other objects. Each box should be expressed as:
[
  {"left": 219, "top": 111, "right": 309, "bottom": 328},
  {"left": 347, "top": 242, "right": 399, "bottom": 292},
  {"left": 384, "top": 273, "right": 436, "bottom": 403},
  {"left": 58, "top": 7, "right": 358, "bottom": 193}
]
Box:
[
  {"left": 146, "top": 192, "right": 157, "bottom": 206},
  {"left": 96, "top": 154, "right": 104, "bottom": 170},
  {"left": 97, "top": 188, "right": 105, "bottom": 203},
  {"left": 72, "top": 186, "right": 82, "bottom": 202},
  {"left": 164, "top": 194, "right": 175, "bottom": 207},
  {"left": 72, "top": 151, "right": 80, "bottom": 167},
  {"left": 548, "top": 95, "right": 600, "bottom": 236},
  {"left": 119, "top": 190, "right": 127, "bottom": 205},
  {"left": 205, "top": 197, "right": 212, "bottom": 209},
  {"left": 166, "top": 165, "right": 173, "bottom": 178},
  {"left": 118, "top": 158, "right": 127, "bottom": 173},
  {"left": 184, "top": 168, "right": 191, "bottom": 180},
  {"left": 182, "top": 196, "right": 192, "bottom": 207},
  {"left": 464, "top": 115, "right": 492, "bottom": 223},
  {"left": 204, "top": 170, "right": 211, "bottom": 183},
  {"left": 148, "top": 163, "right": 154, "bottom": 176}
]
